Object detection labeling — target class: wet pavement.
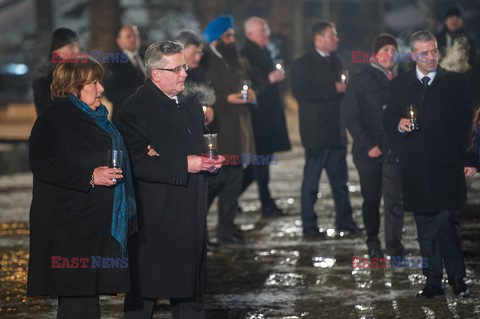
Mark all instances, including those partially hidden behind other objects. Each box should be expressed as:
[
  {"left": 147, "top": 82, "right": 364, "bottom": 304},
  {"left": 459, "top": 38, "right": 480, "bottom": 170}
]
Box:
[{"left": 1, "top": 144, "right": 480, "bottom": 318}]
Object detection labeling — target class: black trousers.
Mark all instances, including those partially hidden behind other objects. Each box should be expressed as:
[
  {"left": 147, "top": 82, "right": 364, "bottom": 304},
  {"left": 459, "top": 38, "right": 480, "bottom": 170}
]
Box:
[
  {"left": 241, "top": 158, "right": 277, "bottom": 214},
  {"left": 354, "top": 159, "right": 404, "bottom": 255},
  {"left": 124, "top": 294, "right": 204, "bottom": 319},
  {"left": 300, "top": 147, "right": 355, "bottom": 229},
  {"left": 207, "top": 165, "right": 243, "bottom": 239},
  {"left": 414, "top": 210, "right": 466, "bottom": 287},
  {"left": 57, "top": 296, "right": 100, "bottom": 319}
]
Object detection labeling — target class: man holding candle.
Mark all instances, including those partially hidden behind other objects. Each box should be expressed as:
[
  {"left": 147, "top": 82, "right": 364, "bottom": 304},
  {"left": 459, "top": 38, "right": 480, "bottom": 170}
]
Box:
[
  {"left": 114, "top": 41, "right": 221, "bottom": 318},
  {"left": 240, "top": 17, "right": 291, "bottom": 217},
  {"left": 342, "top": 33, "right": 404, "bottom": 259},
  {"left": 200, "top": 15, "right": 257, "bottom": 244},
  {"left": 291, "top": 21, "right": 357, "bottom": 238},
  {"left": 383, "top": 30, "right": 476, "bottom": 299}
]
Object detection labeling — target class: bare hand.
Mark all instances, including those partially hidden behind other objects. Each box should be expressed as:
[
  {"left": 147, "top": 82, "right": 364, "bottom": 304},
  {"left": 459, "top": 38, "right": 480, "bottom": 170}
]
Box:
[
  {"left": 398, "top": 118, "right": 412, "bottom": 132},
  {"left": 93, "top": 166, "right": 122, "bottom": 186},
  {"left": 464, "top": 167, "right": 477, "bottom": 177},
  {"left": 268, "top": 70, "right": 285, "bottom": 84},
  {"left": 335, "top": 82, "right": 347, "bottom": 93},
  {"left": 147, "top": 145, "right": 159, "bottom": 157},
  {"left": 204, "top": 106, "right": 214, "bottom": 125},
  {"left": 187, "top": 155, "right": 219, "bottom": 173},
  {"left": 368, "top": 146, "right": 383, "bottom": 158}
]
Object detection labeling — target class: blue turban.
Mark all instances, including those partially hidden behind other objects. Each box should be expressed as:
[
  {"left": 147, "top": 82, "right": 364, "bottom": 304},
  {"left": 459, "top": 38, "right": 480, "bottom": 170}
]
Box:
[{"left": 203, "top": 15, "right": 234, "bottom": 43}]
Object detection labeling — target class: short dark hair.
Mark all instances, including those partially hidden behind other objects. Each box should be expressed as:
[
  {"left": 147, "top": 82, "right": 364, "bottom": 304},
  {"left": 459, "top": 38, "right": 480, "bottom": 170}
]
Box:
[
  {"left": 176, "top": 31, "right": 203, "bottom": 47},
  {"left": 311, "top": 21, "right": 334, "bottom": 39}
]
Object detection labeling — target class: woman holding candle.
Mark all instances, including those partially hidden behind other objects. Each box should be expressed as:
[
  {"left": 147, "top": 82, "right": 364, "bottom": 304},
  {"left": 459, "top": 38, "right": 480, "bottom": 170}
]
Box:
[{"left": 27, "top": 57, "right": 137, "bottom": 319}]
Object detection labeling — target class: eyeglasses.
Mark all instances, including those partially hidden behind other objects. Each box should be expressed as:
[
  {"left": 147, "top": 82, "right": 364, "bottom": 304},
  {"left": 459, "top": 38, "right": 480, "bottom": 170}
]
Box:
[{"left": 155, "top": 64, "right": 189, "bottom": 74}]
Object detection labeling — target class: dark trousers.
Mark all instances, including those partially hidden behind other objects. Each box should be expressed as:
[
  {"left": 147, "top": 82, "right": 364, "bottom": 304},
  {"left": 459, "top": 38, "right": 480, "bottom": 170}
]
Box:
[
  {"left": 354, "top": 159, "right": 404, "bottom": 255},
  {"left": 414, "top": 210, "right": 466, "bottom": 287},
  {"left": 241, "top": 158, "right": 277, "bottom": 214},
  {"left": 300, "top": 147, "right": 354, "bottom": 229},
  {"left": 57, "top": 296, "right": 100, "bottom": 319},
  {"left": 207, "top": 165, "right": 243, "bottom": 239},
  {"left": 124, "top": 294, "right": 204, "bottom": 319}
]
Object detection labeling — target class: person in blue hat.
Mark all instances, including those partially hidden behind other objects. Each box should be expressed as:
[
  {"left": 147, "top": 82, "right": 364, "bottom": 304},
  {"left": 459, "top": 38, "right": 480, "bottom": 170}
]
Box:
[{"left": 200, "top": 15, "right": 257, "bottom": 245}]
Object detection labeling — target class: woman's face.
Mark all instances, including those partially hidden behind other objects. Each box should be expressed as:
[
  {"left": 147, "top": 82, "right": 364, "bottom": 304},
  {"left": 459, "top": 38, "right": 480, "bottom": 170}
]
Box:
[{"left": 78, "top": 80, "right": 104, "bottom": 110}]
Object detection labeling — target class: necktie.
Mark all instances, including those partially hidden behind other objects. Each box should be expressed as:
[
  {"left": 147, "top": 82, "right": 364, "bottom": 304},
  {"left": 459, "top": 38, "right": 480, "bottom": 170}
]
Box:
[
  {"left": 324, "top": 55, "right": 331, "bottom": 64},
  {"left": 421, "top": 76, "right": 430, "bottom": 88},
  {"left": 386, "top": 69, "right": 394, "bottom": 81}
]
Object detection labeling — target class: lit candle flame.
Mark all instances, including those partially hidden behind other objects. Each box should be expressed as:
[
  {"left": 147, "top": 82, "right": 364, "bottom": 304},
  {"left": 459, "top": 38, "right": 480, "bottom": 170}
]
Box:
[
  {"left": 341, "top": 74, "right": 347, "bottom": 83},
  {"left": 202, "top": 106, "right": 207, "bottom": 113},
  {"left": 242, "top": 85, "right": 248, "bottom": 90},
  {"left": 410, "top": 110, "right": 414, "bottom": 118},
  {"left": 276, "top": 63, "right": 282, "bottom": 70},
  {"left": 208, "top": 143, "right": 213, "bottom": 149}
]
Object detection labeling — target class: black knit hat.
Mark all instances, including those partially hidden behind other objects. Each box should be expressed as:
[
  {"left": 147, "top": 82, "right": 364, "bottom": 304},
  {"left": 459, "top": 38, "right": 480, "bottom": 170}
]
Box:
[
  {"left": 50, "top": 28, "right": 78, "bottom": 51},
  {"left": 372, "top": 33, "right": 398, "bottom": 53},
  {"left": 445, "top": 6, "right": 462, "bottom": 19}
]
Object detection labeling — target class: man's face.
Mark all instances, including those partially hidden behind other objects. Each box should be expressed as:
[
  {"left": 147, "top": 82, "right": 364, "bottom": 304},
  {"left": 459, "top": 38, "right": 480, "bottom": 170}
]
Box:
[
  {"left": 411, "top": 39, "right": 439, "bottom": 75},
  {"left": 376, "top": 44, "right": 397, "bottom": 70},
  {"left": 220, "top": 28, "right": 236, "bottom": 45},
  {"left": 183, "top": 44, "right": 203, "bottom": 69},
  {"left": 152, "top": 52, "right": 188, "bottom": 97},
  {"left": 247, "top": 21, "right": 270, "bottom": 48},
  {"left": 116, "top": 26, "right": 140, "bottom": 52},
  {"left": 445, "top": 16, "right": 462, "bottom": 32},
  {"left": 313, "top": 26, "right": 339, "bottom": 53}
]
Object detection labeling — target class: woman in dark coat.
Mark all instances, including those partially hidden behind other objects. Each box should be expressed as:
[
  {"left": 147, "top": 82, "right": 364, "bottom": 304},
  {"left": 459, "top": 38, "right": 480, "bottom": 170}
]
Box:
[{"left": 27, "top": 57, "right": 137, "bottom": 319}]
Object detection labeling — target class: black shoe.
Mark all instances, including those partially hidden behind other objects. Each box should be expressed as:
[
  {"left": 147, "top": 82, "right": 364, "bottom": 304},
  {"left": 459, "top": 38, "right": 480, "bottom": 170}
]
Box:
[
  {"left": 337, "top": 222, "right": 358, "bottom": 235},
  {"left": 416, "top": 284, "right": 445, "bottom": 299},
  {"left": 453, "top": 282, "right": 471, "bottom": 298},
  {"left": 262, "top": 207, "right": 285, "bottom": 217},
  {"left": 368, "top": 249, "right": 384, "bottom": 259},
  {"left": 367, "top": 241, "right": 383, "bottom": 259},
  {"left": 218, "top": 233, "right": 245, "bottom": 245},
  {"left": 303, "top": 227, "right": 326, "bottom": 239}
]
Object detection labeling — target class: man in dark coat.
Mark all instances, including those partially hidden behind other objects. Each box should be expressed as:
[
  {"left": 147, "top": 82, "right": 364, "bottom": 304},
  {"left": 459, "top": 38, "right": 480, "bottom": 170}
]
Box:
[
  {"left": 383, "top": 30, "right": 475, "bottom": 299},
  {"left": 201, "top": 15, "right": 257, "bottom": 244},
  {"left": 240, "top": 17, "right": 291, "bottom": 217},
  {"left": 32, "top": 28, "right": 79, "bottom": 115},
  {"left": 104, "top": 25, "right": 146, "bottom": 119},
  {"left": 115, "top": 41, "right": 220, "bottom": 318},
  {"left": 342, "top": 34, "right": 404, "bottom": 258},
  {"left": 291, "top": 21, "right": 356, "bottom": 238}
]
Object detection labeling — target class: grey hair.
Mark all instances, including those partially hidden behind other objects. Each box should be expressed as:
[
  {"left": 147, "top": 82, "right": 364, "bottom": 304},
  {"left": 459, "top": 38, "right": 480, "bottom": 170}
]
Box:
[
  {"left": 144, "top": 41, "right": 184, "bottom": 79},
  {"left": 410, "top": 30, "right": 437, "bottom": 52},
  {"left": 244, "top": 16, "right": 267, "bottom": 34}
]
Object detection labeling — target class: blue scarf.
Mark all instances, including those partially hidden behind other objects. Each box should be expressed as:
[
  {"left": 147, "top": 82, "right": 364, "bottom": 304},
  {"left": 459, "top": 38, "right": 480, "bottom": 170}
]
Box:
[{"left": 69, "top": 94, "right": 136, "bottom": 256}]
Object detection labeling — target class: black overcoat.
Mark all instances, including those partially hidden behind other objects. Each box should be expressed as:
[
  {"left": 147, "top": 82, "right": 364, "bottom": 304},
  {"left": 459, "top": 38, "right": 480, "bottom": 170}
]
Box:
[
  {"left": 103, "top": 49, "right": 146, "bottom": 119},
  {"left": 342, "top": 64, "right": 400, "bottom": 163},
  {"left": 27, "top": 98, "right": 130, "bottom": 296},
  {"left": 114, "top": 80, "right": 207, "bottom": 299},
  {"left": 240, "top": 39, "right": 291, "bottom": 155},
  {"left": 290, "top": 47, "right": 347, "bottom": 150},
  {"left": 383, "top": 67, "right": 473, "bottom": 213}
]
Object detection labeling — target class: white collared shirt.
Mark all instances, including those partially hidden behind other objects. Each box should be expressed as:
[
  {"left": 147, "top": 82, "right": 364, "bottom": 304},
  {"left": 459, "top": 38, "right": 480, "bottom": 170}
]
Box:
[
  {"left": 415, "top": 66, "right": 436, "bottom": 86},
  {"left": 315, "top": 48, "right": 329, "bottom": 58}
]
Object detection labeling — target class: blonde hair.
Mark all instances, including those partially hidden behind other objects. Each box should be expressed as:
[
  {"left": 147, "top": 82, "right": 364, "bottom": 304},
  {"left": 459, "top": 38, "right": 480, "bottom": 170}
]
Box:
[{"left": 50, "top": 57, "right": 103, "bottom": 98}]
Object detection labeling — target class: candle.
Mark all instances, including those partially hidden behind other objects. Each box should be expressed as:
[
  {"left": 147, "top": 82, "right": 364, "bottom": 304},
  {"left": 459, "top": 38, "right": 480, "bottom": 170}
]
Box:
[
  {"left": 202, "top": 106, "right": 207, "bottom": 113},
  {"left": 341, "top": 73, "right": 347, "bottom": 84}
]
